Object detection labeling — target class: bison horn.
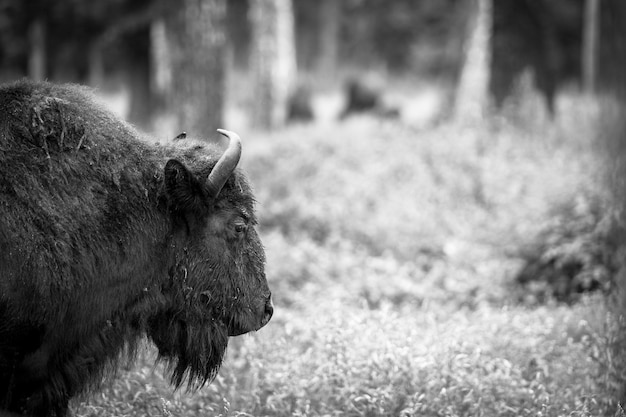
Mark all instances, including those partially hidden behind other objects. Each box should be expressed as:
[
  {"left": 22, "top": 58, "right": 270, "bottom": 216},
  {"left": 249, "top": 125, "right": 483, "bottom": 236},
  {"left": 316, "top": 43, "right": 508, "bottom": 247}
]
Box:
[
  {"left": 207, "top": 129, "right": 242, "bottom": 198},
  {"left": 173, "top": 131, "right": 187, "bottom": 140}
]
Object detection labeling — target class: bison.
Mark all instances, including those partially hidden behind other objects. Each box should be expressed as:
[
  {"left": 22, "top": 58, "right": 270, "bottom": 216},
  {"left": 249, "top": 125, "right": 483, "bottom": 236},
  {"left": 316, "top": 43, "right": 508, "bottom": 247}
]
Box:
[
  {"left": 0, "top": 80, "right": 273, "bottom": 416},
  {"left": 339, "top": 77, "right": 400, "bottom": 120},
  {"left": 287, "top": 84, "right": 314, "bottom": 123}
]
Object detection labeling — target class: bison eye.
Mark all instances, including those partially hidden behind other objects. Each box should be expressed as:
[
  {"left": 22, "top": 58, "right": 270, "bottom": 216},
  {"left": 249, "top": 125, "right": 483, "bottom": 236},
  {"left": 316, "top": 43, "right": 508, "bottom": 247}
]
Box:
[{"left": 234, "top": 222, "right": 248, "bottom": 234}]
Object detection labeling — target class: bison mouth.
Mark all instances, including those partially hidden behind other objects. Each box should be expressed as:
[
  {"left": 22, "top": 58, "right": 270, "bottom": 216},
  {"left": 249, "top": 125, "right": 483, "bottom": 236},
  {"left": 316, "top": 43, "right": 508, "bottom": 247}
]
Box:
[
  {"left": 227, "top": 320, "right": 262, "bottom": 337},
  {"left": 225, "top": 295, "right": 274, "bottom": 336},
  {"left": 227, "top": 322, "right": 249, "bottom": 337},
  {"left": 224, "top": 311, "right": 271, "bottom": 336}
]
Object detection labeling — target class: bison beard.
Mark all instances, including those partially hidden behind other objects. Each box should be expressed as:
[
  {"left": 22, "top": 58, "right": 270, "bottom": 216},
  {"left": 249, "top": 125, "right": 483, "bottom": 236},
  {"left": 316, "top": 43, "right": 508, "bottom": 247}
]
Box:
[
  {"left": 0, "top": 80, "right": 273, "bottom": 416},
  {"left": 149, "top": 312, "right": 228, "bottom": 389}
]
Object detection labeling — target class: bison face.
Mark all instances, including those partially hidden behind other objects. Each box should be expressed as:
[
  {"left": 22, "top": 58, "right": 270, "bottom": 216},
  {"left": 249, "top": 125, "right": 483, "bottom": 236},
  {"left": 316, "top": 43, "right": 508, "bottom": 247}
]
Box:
[{"left": 149, "top": 130, "right": 272, "bottom": 388}]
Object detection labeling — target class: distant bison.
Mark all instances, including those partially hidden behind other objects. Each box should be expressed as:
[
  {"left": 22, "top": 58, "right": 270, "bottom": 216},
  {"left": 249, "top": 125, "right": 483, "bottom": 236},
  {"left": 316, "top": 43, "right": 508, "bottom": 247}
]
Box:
[
  {"left": 0, "top": 80, "right": 273, "bottom": 416},
  {"left": 287, "top": 84, "right": 314, "bottom": 123},
  {"left": 339, "top": 77, "right": 399, "bottom": 119}
]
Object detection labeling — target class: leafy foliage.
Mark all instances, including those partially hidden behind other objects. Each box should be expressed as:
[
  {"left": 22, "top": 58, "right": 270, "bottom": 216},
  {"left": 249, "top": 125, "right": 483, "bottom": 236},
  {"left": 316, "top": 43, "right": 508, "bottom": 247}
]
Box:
[{"left": 515, "top": 194, "right": 615, "bottom": 302}]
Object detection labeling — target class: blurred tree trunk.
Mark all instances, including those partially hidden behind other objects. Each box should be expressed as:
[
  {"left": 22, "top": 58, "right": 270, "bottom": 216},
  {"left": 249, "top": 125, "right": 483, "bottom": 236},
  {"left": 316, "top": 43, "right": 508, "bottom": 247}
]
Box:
[
  {"left": 489, "top": 1, "right": 570, "bottom": 115},
  {"left": 125, "top": 30, "right": 152, "bottom": 128},
  {"left": 250, "top": 0, "right": 297, "bottom": 130},
  {"left": 28, "top": 18, "right": 46, "bottom": 81},
  {"left": 582, "top": 0, "right": 599, "bottom": 94},
  {"left": 598, "top": 0, "right": 626, "bottom": 100},
  {"left": 316, "top": 0, "right": 339, "bottom": 79},
  {"left": 87, "top": 43, "right": 105, "bottom": 87},
  {"left": 150, "top": 18, "right": 170, "bottom": 122},
  {"left": 453, "top": 0, "right": 492, "bottom": 122},
  {"left": 164, "top": 0, "right": 226, "bottom": 137},
  {"left": 84, "top": 0, "right": 172, "bottom": 128}
]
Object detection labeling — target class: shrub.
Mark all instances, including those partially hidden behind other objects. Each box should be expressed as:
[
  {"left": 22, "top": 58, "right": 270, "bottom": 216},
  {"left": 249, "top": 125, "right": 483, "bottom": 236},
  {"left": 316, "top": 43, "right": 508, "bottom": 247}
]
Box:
[{"left": 514, "top": 192, "right": 615, "bottom": 302}]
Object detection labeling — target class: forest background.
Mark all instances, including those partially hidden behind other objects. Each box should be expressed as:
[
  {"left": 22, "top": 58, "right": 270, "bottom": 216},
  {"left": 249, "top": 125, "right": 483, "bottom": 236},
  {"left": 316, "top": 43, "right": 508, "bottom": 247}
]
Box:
[{"left": 1, "top": 0, "right": 626, "bottom": 415}]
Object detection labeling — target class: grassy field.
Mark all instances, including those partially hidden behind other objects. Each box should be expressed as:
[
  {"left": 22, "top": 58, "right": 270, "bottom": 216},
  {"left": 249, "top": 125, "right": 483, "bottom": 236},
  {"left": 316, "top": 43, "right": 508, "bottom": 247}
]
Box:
[{"left": 74, "top": 92, "right": 621, "bottom": 416}]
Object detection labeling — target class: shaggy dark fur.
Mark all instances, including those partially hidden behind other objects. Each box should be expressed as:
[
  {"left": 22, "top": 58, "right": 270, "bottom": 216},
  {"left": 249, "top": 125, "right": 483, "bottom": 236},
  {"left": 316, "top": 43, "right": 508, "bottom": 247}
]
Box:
[{"left": 0, "top": 80, "right": 272, "bottom": 416}]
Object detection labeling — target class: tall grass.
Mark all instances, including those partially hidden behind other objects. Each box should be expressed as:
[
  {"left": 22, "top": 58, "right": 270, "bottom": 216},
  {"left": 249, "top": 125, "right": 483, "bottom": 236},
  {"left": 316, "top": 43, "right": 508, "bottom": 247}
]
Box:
[{"left": 74, "top": 92, "right": 620, "bottom": 416}]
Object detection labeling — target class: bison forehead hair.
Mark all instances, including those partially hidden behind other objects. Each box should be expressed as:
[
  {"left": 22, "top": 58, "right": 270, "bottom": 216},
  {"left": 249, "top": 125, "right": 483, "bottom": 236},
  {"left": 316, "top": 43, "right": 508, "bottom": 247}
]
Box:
[{"left": 0, "top": 80, "right": 273, "bottom": 417}]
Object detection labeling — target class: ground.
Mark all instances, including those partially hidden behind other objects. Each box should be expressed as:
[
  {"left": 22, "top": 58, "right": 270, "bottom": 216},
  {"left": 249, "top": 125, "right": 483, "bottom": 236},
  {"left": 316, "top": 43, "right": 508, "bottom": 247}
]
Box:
[{"left": 74, "top": 88, "right": 620, "bottom": 417}]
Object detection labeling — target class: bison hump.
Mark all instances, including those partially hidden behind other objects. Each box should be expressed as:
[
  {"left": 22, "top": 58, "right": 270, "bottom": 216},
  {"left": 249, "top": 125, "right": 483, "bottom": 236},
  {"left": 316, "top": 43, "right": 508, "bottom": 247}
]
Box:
[
  {"left": 29, "top": 96, "right": 88, "bottom": 154},
  {"left": 0, "top": 80, "right": 140, "bottom": 159}
]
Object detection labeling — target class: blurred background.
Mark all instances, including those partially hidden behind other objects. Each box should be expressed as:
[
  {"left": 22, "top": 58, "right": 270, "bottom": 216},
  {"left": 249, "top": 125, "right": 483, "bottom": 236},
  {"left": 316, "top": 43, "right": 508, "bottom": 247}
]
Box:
[
  {"left": 2, "top": 0, "right": 626, "bottom": 416},
  {"left": 3, "top": 0, "right": 623, "bottom": 133}
]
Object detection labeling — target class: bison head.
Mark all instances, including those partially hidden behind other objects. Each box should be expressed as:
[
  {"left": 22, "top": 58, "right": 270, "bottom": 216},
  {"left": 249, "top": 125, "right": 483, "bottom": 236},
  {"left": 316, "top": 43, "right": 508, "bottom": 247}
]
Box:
[{"left": 148, "top": 129, "right": 272, "bottom": 389}]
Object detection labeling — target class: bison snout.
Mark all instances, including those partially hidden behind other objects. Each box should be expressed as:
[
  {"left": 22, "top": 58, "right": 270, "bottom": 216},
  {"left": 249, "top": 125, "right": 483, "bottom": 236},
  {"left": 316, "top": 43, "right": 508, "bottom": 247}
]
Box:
[
  {"left": 228, "top": 294, "right": 273, "bottom": 336},
  {"left": 261, "top": 295, "right": 274, "bottom": 328}
]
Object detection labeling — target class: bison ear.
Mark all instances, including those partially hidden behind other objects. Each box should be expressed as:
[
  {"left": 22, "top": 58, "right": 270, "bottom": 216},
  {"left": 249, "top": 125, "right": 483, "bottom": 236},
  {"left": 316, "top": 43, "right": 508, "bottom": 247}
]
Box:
[{"left": 164, "top": 159, "right": 206, "bottom": 214}]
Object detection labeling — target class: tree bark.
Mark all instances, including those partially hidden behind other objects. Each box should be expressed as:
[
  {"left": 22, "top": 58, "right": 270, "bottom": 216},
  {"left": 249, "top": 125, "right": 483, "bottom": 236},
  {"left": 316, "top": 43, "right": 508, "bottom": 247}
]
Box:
[
  {"left": 250, "top": 0, "right": 297, "bottom": 130},
  {"left": 28, "top": 18, "right": 46, "bottom": 81},
  {"left": 150, "top": 18, "right": 170, "bottom": 115},
  {"left": 316, "top": 0, "right": 339, "bottom": 79},
  {"left": 582, "top": 0, "right": 599, "bottom": 94},
  {"left": 164, "top": 0, "right": 226, "bottom": 137},
  {"left": 454, "top": 0, "right": 492, "bottom": 122},
  {"left": 87, "top": 42, "right": 105, "bottom": 87},
  {"left": 125, "top": 29, "right": 153, "bottom": 128},
  {"left": 598, "top": 0, "right": 626, "bottom": 101}
]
